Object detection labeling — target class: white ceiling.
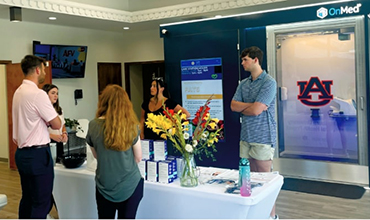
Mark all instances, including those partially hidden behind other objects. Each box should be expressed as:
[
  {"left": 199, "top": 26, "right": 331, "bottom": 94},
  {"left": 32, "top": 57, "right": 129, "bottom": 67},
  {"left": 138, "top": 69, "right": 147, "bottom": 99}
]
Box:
[{"left": 0, "top": 0, "right": 348, "bottom": 33}]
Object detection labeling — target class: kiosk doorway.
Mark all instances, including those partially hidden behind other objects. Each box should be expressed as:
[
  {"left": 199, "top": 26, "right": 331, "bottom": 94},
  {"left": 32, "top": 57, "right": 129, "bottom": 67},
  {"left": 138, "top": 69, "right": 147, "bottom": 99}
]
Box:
[{"left": 266, "top": 16, "right": 368, "bottom": 184}]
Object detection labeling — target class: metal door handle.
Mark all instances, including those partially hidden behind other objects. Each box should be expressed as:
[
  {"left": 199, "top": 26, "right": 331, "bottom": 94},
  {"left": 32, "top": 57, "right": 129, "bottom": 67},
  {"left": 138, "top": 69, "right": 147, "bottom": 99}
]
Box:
[{"left": 360, "top": 96, "right": 364, "bottom": 110}]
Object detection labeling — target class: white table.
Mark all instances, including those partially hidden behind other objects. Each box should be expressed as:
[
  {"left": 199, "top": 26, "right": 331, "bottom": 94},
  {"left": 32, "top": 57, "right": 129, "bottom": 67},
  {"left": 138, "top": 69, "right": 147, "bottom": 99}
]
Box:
[{"left": 53, "top": 163, "right": 283, "bottom": 219}]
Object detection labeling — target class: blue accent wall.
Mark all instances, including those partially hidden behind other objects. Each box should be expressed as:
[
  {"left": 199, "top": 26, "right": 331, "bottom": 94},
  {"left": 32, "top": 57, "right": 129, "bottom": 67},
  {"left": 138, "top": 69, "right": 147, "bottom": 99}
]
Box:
[
  {"left": 164, "top": 30, "right": 241, "bottom": 169},
  {"left": 161, "top": 0, "right": 370, "bottom": 175},
  {"left": 241, "top": 26, "right": 267, "bottom": 79}
]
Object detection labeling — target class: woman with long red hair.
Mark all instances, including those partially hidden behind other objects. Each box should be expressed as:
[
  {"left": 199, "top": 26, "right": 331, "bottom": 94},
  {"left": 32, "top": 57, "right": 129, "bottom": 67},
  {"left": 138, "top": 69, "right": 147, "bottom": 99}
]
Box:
[{"left": 86, "top": 84, "right": 143, "bottom": 219}]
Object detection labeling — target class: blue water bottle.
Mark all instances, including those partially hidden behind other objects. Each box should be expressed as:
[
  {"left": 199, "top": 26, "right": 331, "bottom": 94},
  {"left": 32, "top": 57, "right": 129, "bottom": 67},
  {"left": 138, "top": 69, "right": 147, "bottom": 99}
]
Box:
[{"left": 239, "top": 158, "right": 251, "bottom": 197}]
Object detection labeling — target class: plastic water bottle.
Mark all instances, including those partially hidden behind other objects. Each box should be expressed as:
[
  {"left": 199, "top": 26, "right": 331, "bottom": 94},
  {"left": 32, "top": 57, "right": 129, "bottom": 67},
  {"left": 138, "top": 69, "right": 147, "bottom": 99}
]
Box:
[{"left": 239, "top": 158, "right": 251, "bottom": 197}]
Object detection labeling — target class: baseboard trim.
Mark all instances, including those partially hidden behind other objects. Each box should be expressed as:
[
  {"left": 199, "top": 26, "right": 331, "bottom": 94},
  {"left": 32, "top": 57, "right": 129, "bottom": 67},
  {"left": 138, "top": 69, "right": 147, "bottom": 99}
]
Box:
[
  {"left": 0, "top": 158, "right": 8, "bottom": 163},
  {"left": 273, "top": 158, "right": 369, "bottom": 186}
]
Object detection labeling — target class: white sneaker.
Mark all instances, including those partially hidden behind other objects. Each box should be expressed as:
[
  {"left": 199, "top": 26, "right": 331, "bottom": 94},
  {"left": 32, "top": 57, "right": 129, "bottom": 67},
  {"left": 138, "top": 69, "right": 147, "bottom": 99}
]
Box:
[{"left": 47, "top": 214, "right": 55, "bottom": 219}]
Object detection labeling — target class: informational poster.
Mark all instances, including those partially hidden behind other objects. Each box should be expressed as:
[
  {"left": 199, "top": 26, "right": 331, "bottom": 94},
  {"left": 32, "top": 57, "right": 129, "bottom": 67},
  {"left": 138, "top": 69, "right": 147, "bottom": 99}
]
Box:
[{"left": 181, "top": 58, "right": 224, "bottom": 120}]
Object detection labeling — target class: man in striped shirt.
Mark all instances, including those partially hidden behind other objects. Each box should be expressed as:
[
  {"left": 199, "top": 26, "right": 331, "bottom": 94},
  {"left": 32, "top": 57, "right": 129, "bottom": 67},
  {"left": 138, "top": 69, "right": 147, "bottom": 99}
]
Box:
[{"left": 231, "top": 46, "right": 277, "bottom": 219}]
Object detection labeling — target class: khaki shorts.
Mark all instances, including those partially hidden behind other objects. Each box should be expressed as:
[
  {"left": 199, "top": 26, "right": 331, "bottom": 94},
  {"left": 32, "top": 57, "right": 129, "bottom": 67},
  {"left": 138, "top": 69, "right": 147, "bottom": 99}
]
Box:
[{"left": 240, "top": 141, "right": 275, "bottom": 161}]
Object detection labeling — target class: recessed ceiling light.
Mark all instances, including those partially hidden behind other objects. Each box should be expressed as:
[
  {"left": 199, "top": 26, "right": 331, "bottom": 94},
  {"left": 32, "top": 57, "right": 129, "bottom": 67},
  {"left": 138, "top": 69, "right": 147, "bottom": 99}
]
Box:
[
  {"left": 215, "top": 15, "right": 222, "bottom": 18},
  {"left": 123, "top": 27, "right": 130, "bottom": 30},
  {"left": 49, "top": 17, "right": 57, "bottom": 20}
]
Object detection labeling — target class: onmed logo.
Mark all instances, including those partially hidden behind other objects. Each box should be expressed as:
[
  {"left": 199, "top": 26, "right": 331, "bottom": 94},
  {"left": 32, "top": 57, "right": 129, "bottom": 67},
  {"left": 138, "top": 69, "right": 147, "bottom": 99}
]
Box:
[
  {"left": 316, "top": 3, "right": 362, "bottom": 19},
  {"left": 317, "top": 7, "right": 328, "bottom": 19},
  {"left": 297, "top": 77, "right": 333, "bottom": 107}
]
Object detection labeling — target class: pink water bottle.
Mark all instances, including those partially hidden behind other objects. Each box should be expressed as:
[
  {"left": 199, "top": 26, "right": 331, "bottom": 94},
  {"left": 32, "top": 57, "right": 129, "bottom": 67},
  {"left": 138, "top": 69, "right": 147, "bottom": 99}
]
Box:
[{"left": 239, "top": 158, "right": 251, "bottom": 197}]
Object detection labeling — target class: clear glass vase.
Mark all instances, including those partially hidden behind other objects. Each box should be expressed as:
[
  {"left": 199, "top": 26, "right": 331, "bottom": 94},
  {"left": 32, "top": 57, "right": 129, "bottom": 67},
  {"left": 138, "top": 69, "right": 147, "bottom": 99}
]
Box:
[{"left": 180, "top": 153, "right": 198, "bottom": 187}]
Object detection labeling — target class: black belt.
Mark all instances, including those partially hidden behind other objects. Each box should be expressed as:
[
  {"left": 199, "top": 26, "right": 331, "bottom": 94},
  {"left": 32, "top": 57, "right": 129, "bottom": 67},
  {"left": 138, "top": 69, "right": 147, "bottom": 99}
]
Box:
[{"left": 19, "top": 144, "right": 49, "bottom": 150}]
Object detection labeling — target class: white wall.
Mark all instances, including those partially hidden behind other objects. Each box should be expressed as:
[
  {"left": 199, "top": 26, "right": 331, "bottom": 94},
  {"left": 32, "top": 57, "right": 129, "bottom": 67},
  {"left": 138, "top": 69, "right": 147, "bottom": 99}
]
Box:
[
  {"left": 122, "top": 29, "right": 164, "bottom": 120},
  {"left": 0, "top": 18, "right": 164, "bottom": 159},
  {"left": 0, "top": 65, "right": 9, "bottom": 160},
  {"left": 121, "top": 29, "right": 164, "bottom": 63}
]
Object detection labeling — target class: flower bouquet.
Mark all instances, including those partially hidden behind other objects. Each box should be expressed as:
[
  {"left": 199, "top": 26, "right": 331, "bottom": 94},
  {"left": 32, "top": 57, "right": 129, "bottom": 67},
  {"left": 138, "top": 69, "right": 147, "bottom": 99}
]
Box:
[{"left": 145, "top": 96, "right": 224, "bottom": 187}]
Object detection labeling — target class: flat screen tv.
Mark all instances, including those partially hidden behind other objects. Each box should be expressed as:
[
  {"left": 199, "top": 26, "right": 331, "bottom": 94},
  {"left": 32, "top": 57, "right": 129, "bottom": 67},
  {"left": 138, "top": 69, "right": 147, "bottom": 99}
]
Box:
[{"left": 33, "top": 43, "right": 88, "bottom": 78}]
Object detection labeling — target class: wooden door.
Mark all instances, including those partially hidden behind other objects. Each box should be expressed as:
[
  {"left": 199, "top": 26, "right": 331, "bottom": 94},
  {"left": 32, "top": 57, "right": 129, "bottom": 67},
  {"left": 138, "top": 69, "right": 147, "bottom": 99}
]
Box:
[
  {"left": 7, "top": 62, "right": 52, "bottom": 169},
  {"left": 97, "top": 63, "right": 122, "bottom": 94}
]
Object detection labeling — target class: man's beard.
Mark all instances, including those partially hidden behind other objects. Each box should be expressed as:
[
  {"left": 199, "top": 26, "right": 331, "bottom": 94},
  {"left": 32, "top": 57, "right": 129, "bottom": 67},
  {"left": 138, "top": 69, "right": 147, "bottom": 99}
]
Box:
[{"left": 38, "top": 75, "right": 45, "bottom": 84}]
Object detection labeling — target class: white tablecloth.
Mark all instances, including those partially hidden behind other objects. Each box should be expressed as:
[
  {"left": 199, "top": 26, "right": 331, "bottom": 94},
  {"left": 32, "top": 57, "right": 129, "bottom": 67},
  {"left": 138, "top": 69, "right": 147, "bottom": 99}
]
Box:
[{"left": 53, "top": 163, "right": 283, "bottom": 219}]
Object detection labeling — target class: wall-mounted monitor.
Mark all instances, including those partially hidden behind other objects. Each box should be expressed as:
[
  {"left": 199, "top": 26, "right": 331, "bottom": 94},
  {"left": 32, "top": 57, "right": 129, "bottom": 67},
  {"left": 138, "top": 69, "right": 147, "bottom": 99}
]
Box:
[{"left": 33, "top": 43, "right": 88, "bottom": 78}]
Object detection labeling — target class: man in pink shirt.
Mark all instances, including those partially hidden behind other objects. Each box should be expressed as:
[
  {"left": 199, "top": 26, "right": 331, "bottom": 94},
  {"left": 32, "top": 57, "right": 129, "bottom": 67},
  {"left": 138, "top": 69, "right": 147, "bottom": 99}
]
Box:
[{"left": 12, "top": 55, "right": 61, "bottom": 219}]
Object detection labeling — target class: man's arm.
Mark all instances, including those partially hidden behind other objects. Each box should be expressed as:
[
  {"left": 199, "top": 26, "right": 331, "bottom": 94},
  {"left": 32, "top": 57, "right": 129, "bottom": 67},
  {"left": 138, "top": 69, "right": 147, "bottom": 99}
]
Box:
[
  {"left": 241, "top": 102, "right": 268, "bottom": 116},
  {"left": 49, "top": 116, "right": 62, "bottom": 130},
  {"left": 241, "top": 77, "right": 276, "bottom": 116},
  {"left": 230, "top": 100, "right": 253, "bottom": 112}
]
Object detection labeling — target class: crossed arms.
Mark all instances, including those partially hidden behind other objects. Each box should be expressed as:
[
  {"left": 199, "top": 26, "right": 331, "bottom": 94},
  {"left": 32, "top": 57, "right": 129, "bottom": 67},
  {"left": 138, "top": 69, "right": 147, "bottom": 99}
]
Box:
[{"left": 230, "top": 100, "right": 268, "bottom": 116}]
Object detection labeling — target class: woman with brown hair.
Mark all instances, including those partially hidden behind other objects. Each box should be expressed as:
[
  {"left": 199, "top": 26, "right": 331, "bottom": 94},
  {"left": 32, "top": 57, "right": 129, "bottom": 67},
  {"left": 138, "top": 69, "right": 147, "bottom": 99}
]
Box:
[
  {"left": 42, "top": 84, "right": 68, "bottom": 163},
  {"left": 140, "top": 77, "right": 190, "bottom": 140},
  {"left": 86, "top": 85, "right": 143, "bottom": 219}
]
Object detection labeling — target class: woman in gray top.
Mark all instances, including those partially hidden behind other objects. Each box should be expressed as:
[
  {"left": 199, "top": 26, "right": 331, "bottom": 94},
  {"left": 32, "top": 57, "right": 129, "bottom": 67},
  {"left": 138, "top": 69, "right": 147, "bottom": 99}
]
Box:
[{"left": 86, "top": 85, "right": 143, "bottom": 219}]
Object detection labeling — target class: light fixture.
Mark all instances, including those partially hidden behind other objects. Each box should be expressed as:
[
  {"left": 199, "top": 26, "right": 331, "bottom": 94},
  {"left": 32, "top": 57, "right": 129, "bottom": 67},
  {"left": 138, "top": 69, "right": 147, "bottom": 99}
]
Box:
[
  {"left": 161, "top": 29, "right": 168, "bottom": 35},
  {"left": 123, "top": 27, "right": 129, "bottom": 30},
  {"left": 49, "top": 17, "right": 57, "bottom": 20},
  {"left": 10, "top": 7, "right": 22, "bottom": 22}
]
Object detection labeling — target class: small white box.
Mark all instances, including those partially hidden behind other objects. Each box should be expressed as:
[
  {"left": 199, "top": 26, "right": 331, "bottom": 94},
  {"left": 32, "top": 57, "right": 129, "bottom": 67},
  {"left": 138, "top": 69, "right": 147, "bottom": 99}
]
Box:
[
  {"left": 138, "top": 159, "right": 148, "bottom": 179},
  {"left": 158, "top": 160, "right": 173, "bottom": 184},
  {"left": 153, "top": 140, "right": 167, "bottom": 161},
  {"left": 166, "top": 156, "right": 178, "bottom": 179},
  {"left": 141, "top": 140, "right": 154, "bottom": 160},
  {"left": 147, "top": 160, "right": 158, "bottom": 182}
]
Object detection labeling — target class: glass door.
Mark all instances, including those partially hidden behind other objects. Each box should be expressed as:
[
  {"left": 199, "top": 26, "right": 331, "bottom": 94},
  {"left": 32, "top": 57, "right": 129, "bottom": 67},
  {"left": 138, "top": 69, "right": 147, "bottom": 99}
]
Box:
[{"left": 266, "top": 16, "right": 368, "bottom": 165}]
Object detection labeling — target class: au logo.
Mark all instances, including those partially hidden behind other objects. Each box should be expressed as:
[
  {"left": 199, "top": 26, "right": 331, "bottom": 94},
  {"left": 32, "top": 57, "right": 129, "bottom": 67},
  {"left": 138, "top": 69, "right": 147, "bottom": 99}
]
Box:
[{"left": 297, "top": 77, "right": 333, "bottom": 107}]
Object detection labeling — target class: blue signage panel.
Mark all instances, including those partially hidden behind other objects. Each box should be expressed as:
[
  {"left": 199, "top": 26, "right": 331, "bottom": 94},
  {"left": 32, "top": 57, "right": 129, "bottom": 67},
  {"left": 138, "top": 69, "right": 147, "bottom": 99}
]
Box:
[
  {"left": 181, "top": 58, "right": 223, "bottom": 81},
  {"left": 180, "top": 57, "right": 224, "bottom": 120}
]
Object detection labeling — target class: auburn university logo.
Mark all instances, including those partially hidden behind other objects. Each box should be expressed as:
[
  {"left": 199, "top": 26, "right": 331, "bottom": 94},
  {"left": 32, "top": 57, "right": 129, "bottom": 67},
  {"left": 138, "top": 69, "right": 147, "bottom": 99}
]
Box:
[{"left": 297, "top": 77, "right": 333, "bottom": 107}]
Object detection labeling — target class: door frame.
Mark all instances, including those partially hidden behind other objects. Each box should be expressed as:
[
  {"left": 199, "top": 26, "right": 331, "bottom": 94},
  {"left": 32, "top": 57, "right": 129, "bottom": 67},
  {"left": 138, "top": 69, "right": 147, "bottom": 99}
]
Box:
[
  {"left": 0, "top": 61, "right": 11, "bottom": 165},
  {"left": 266, "top": 16, "right": 368, "bottom": 185},
  {"left": 124, "top": 60, "right": 164, "bottom": 99}
]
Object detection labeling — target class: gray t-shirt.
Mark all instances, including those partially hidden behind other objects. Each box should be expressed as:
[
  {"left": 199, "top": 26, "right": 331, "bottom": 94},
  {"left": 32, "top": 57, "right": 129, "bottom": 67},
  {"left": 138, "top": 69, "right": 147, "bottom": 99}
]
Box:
[{"left": 86, "top": 118, "right": 141, "bottom": 202}]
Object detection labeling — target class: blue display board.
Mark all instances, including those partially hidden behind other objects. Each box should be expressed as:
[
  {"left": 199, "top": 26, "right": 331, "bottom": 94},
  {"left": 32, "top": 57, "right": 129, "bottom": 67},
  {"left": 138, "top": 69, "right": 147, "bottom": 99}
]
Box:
[{"left": 181, "top": 58, "right": 224, "bottom": 121}]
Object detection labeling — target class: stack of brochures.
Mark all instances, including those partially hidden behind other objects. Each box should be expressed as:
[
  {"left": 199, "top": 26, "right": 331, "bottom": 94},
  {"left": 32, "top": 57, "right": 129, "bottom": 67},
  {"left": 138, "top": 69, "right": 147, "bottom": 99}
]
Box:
[{"left": 197, "top": 167, "right": 279, "bottom": 194}]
